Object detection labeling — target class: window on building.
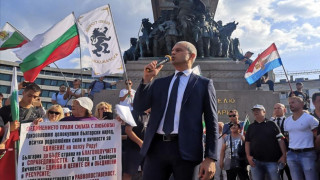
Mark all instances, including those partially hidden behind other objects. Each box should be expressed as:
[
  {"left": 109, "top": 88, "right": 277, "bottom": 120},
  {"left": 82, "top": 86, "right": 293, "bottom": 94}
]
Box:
[
  {"left": 49, "top": 91, "right": 56, "bottom": 98},
  {"left": 57, "top": 81, "right": 65, "bottom": 86},
  {"left": 0, "top": 74, "right": 12, "bottom": 81},
  {"left": 42, "top": 90, "right": 49, "bottom": 97},
  {"left": 0, "top": 65, "right": 13, "bottom": 71},
  {"left": 43, "top": 79, "right": 51, "bottom": 86},
  {"left": 42, "top": 102, "right": 53, "bottom": 109},
  {"left": 0, "top": 86, "right": 10, "bottom": 94},
  {"left": 34, "top": 78, "right": 42, "bottom": 85},
  {"left": 17, "top": 76, "right": 24, "bottom": 82},
  {"left": 51, "top": 80, "right": 58, "bottom": 86},
  {"left": 84, "top": 83, "right": 91, "bottom": 89}
]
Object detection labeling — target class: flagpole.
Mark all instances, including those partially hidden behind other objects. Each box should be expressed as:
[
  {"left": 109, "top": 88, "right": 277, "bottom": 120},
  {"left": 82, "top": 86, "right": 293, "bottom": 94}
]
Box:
[
  {"left": 52, "top": 62, "right": 70, "bottom": 88},
  {"left": 6, "top": 22, "right": 30, "bottom": 42},
  {"left": 72, "top": 12, "right": 84, "bottom": 93},
  {"left": 281, "top": 65, "right": 293, "bottom": 93},
  {"left": 108, "top": 4, "right": 128, "bottom": 82}
]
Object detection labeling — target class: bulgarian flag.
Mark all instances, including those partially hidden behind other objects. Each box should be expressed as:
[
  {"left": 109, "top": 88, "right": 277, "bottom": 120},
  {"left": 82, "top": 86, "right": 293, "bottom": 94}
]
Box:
[
  {"left": 15, "top": 13, "right": 79, "bottom": 82},
  {"left": 0, "top": 22, "right": 29, "bottom": 50},
  {"left": 241, "top": 114, "right": 250, "bottom": 136},
  {"left": 10, "top": 67, "right": 19, "bottom": 122},
  {"left": 244, "top": 43, "right": 282, "bottom": 85}
]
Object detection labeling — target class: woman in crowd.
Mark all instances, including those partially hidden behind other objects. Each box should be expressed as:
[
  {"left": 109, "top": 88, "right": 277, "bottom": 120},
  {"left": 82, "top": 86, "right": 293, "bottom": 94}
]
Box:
[
  {"left": 94, "top": 102, "right": 113, "bottom": 119},
  {"left": 44, "top": 104, "right": 64, "bottom": 122},
  {"left": 60, "top": 97, "right": 98, "bottom": 121},
  {"left": 220, "top": 123, "right": 249, "bottom": 180},
  {"left": 33, "top": 104, "right": 64, "bottom": 124},
  {"left": 122, "top": 108, "right": 150, "bottom": 180}
]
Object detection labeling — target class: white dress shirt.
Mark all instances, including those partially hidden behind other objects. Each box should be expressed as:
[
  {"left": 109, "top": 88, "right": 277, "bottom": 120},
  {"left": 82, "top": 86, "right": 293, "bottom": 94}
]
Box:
[{"left": 157, "top": 69, "right": 192, "bottom": 134}]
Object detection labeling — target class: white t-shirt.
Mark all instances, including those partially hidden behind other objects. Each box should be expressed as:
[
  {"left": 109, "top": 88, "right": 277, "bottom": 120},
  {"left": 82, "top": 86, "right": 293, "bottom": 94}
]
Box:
[
  {"left": 67, "top": 88, "right": 82, "bottom": 106},
  {"left": 119, "top": 88, "right": 136, "bottom": 110},
  {"left": 51, "top": 92, "right": 68, "bottom": 107},
  {"left": 284, "top": 113, "right": 319, "bottom": 149}
]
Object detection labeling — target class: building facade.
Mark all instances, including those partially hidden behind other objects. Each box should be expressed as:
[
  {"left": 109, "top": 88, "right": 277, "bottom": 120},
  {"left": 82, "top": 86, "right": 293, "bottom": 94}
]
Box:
[{"left": 0, "top": 60, "right": 121, "bottom": 108}]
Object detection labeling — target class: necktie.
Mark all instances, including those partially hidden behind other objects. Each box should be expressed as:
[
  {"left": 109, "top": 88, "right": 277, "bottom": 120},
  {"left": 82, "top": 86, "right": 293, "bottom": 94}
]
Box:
[
  {"left": 276, "top": 117, "right": 281, "bottom": 127},
  {"left": 163, "top": 72, "right": 184, "bottom": 135}
]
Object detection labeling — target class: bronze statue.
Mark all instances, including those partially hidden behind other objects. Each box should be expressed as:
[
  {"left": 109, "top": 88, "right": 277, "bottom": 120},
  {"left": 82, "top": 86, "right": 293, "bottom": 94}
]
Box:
[
  {"left": 123, "top": 38, "right": 139, "bottom": 63},
  {"left": 159, "top": 15, "right": 179, "bottom": 54}
]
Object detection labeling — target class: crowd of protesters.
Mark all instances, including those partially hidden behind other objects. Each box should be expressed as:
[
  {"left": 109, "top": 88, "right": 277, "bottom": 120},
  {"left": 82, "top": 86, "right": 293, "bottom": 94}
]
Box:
[{"left": 0, "top": 73, "right": 320, "bottom": 179}]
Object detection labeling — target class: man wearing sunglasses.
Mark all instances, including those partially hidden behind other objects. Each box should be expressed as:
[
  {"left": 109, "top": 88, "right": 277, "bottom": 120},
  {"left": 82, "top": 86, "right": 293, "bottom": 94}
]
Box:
[
  {"left": 221, "top": 110, "right": 244, "bottom": 137},
  {"left": 119, "top": 79, "right": 136, "bottom": 111}
]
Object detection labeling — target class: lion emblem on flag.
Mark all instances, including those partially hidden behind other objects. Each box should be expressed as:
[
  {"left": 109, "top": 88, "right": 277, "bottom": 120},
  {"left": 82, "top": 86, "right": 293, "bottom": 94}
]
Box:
[
  {"left": 90, "top": 27, "right": 111, "bottom": 57},
  {"left": 0, "top": 31, "right": 9, "bottom": 41}
]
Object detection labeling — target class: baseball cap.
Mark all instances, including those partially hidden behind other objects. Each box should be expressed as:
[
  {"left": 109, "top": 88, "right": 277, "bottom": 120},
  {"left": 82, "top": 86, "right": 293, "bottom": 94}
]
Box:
[
  {"left": 251, "top": 104, "right": 265, "bottom": 111},
  {"left": 296, "top": 82, "right": 303, "bottom": 85},
  {"left": 73, "top": 97, "right": 93, "bottom": 113},
  {"left": 246, "top": 51, "right": 254, "bottom": 55}
]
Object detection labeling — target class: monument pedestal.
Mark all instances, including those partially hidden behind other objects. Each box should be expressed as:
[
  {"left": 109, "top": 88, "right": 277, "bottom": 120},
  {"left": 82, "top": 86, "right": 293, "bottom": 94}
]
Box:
[{"left": 94, "top": 59, "right": 279, "bottom": 122}]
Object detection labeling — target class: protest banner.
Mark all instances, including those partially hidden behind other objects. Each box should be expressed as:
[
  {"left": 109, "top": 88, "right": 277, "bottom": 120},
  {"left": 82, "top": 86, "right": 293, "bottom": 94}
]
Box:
[{"left": 18, "top": 120, "right": 121, "bottom": 180}]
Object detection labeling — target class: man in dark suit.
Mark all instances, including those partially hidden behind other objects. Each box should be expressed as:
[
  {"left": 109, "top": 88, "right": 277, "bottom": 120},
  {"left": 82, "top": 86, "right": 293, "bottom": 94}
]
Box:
[{"left": 133, "top": 41, "right": 218, "bottom": 180}]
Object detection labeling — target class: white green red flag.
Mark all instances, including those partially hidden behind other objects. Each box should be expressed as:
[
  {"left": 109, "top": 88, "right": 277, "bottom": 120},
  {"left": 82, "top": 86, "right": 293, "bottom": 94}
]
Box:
[
  {"left": 241, "top": 114, "right": 250, "bottom": 136},
  {"left": 15, "top": 13, "right": 79, "bottom": 82},
  {"left": 10, "top": 67, "right": 19, "bottom": 122},
  {"left": 0, "top": 22, "right": 29, "bottom": 50},
  {"left": 78, "top": 4, "right": 124, "bottom": 77}
]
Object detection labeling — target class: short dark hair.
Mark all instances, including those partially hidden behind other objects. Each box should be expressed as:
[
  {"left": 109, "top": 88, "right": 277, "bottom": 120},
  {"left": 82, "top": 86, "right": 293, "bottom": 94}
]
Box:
[
  {"left": 228, "top": 109, "right": 238, "bottom": 115},
  {"left": 24, "top": 83, "right": 41, "bottom": 93},
  {"left": 125, "top": 79, "right": 132, "bottom": 85},
  {"left": 0, "top": 92, "right": 3, "bottom": 98},
  {"left": 60, "top": 84, "right": 66, "bottom": 87},
  {"left": 312, "top": 92, "right": 320, "bottom": 102}
]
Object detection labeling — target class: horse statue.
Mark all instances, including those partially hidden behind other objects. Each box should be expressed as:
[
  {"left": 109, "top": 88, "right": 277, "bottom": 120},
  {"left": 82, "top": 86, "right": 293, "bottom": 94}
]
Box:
[
  {"left": 123, "top": 38, "right": 139, "bottom": 63},
  {"left": 218, "top": 21, "right": 238, "bottom": 58},
  {"left": 138, "top": 18, "right": 153, "bottom": 57},
  {"left": 230, "top": 38, "right": 243, "bottom": 60}
]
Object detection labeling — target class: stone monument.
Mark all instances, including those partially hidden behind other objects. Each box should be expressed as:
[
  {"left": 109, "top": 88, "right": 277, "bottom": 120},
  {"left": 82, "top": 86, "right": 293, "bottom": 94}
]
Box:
[{"left": 99, "top": 0, "right": 279, "bottom": 123}]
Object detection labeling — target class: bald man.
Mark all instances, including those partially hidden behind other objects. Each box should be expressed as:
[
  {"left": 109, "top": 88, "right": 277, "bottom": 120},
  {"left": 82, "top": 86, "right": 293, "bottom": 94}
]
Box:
[
  {"left": 285, "top": 96, "right": 319, "bottom": 180},
  {"left": 271, "top": 103, "right": 292, "bottom": 180},
  {"left": 134, "top": 41, "right": 218, "bottom": 180}
]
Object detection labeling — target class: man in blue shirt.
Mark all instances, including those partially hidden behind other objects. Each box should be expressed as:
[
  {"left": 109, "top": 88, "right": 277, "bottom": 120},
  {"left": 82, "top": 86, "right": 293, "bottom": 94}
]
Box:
[
  {"left": 221, "top": 110, "right": 244, "bottom": 137},
  {"left": 52, "top": 84, "right": 68, "bottom": 107},
  {"left": 88, "top": 76, "right": 112, "bottom": 100}
]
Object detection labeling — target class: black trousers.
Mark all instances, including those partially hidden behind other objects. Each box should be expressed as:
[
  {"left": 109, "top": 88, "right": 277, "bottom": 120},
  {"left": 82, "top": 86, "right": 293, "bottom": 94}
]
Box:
[
  {"left": 142, "top": 138, "right": 199, "bottom": 180},
  {"left": 226, "top": 167, "right": 249, "bottom": 180}
]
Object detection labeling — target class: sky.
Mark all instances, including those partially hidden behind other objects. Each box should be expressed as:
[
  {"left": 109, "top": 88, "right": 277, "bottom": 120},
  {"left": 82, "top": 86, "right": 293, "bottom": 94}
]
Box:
[{"left": 1, "top": 0, "right": 320, "bottom": 81}]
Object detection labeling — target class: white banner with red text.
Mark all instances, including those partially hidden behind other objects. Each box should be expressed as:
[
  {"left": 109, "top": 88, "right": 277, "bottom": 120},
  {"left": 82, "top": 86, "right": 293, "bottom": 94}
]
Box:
[{"left": 18, "top": 120, "right": 121, "bottom": 180}]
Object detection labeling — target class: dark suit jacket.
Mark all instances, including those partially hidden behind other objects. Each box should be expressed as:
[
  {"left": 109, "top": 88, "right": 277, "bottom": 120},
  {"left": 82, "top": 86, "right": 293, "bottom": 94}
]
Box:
[{"left": 133, "top": 72, "right": 218, "bottom": 162}]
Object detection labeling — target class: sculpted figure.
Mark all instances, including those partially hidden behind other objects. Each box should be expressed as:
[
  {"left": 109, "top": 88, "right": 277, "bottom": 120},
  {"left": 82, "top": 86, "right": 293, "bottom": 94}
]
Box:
[
  {"left": 123, "top": 38, "right": 139, "bottom": 63},
  {"left": 159, "top": 15, "right": 179, "bottom": 54}
]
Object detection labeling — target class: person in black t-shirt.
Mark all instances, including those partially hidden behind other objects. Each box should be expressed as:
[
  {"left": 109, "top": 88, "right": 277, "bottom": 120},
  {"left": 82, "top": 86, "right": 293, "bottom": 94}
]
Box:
[
  {"left": 289, "top": 82, "right": 310, "bottom": 110},
  {"left": 245, "top": 104, "right": 286, "bottom": 180}
]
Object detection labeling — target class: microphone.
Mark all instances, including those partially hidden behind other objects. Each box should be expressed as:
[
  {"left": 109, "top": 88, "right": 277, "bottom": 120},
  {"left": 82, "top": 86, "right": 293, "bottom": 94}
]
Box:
[{"left": 146, "top": 55, "right": 172, "bottom": 72}]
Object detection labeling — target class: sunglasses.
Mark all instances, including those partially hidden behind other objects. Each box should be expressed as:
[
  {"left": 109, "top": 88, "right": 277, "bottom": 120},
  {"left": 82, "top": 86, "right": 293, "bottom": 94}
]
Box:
[
  {"left": 228, "top": 115, "right": 236, "bottom": 117},
  {"left": 49, "top": 111, "right": 60, "bottom": 115}
]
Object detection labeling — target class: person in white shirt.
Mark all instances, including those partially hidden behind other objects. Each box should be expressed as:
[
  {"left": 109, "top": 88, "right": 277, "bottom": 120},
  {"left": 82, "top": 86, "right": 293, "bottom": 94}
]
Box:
[
  {"left": 119, "top": 79, "right": 136, "bottom": 111},
  {"left": 51, "top": 84, "right": 68, "bottom": 107},
  {"left": 284, "top": 96, "right": 319, "bottom": 180},
  {"left": 64, "top": 79, "right": 85, "bottom": 110},
  {"left": 214, "top": 122, "right": 227, "bottom": 180}
]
